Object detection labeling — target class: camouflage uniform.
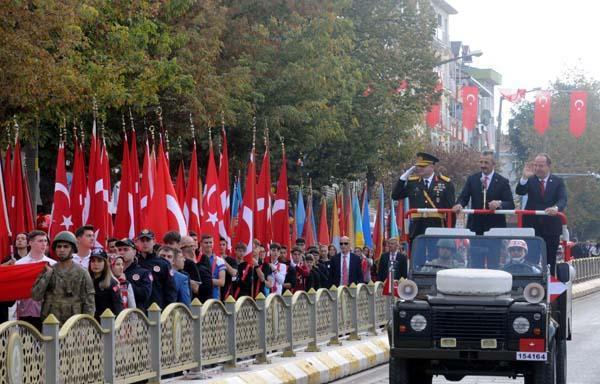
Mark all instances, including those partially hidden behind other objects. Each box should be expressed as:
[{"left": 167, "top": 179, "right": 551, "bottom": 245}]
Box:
[{"left": 31, "top": 263, "right": 96, "bottom": 324}]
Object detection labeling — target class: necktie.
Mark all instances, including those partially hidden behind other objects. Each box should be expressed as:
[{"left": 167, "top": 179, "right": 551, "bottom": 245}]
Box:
[
  {"left": 342, "top": 255, "right": 349, "bottom": 286},
  {"left": 540, "top": 179, "right": 546, "bottom": 197},
  {"left": 424, "top": 179, "right": 429, "bottom": 189},
  {"left": 483, "top": 176, "right": 489, "bottom": 190}
]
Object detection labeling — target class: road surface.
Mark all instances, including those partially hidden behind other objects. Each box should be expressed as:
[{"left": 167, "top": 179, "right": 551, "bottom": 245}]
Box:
[{"left": 332, "top": 292, "right": 600, "bottom": 384}]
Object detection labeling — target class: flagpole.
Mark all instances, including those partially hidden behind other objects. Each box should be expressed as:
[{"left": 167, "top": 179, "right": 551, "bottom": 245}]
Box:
[{"left": 251, "top": 116, "right": 256, "bottom": 298}]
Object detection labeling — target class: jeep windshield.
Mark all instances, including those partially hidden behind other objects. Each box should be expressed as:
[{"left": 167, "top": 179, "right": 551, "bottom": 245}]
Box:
[{"left": 410, "top": 235, "right": 546, "bottom": 277}]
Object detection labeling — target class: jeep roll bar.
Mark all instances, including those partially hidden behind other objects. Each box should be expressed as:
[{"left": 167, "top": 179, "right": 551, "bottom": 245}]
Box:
[{"left": 403, "top": 208, "right": 571, "bottom": 261}]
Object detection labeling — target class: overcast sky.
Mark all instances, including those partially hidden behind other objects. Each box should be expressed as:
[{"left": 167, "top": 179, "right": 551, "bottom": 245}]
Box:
[{"left": 448, "top": 0, "right": 599, "bottom": 91}]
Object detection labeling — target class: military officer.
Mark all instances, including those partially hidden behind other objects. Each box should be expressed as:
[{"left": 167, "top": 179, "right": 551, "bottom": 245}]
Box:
[
  {"left": 392, "top": 152, "right": 455, "bottom": 264},
  {"left": 31, "top": 231, "right": 96, "bottom": 324}
]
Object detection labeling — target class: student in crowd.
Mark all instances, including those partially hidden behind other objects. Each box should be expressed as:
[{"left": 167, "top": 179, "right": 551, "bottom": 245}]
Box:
[
  {"left": 111, "top": 255, "right": 136, "bottom": 310},
  {"left": 88, "top": 248, "right": 122, "bottom": 321}
]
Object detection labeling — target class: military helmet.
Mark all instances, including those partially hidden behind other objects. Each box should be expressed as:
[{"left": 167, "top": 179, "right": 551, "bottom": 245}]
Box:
[
  {"left": 52, "top": 231, "right": 78, "bottom": 253},
  {"left": 436, "top": 238, "right": 455, "bottom": 249}
]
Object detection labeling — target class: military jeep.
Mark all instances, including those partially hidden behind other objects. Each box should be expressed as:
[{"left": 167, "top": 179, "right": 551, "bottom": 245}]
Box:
[{"left": 388, "top": 227, "right": 573, "bottom": 384}]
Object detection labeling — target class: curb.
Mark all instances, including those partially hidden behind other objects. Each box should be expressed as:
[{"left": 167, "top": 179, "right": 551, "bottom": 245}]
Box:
[
  {"left": 572, "top": 278, "right": 600, "bottom": 299},
  {"left": 203, "top": 336, "right": 390, "bottom": 384}
]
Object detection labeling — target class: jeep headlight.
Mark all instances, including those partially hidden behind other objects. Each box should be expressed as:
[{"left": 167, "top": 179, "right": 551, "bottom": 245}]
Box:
[
  {"left": 410, "top": 314, "right": 427, "bottom": 332},
  {"left": 512, "top": 316, "right": 530, "bottom": 334}
]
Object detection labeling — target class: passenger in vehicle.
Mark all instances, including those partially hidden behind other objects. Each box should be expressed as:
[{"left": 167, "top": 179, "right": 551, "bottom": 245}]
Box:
[{"left": 502, "top": 240, "right": 542, "bottom": 274}]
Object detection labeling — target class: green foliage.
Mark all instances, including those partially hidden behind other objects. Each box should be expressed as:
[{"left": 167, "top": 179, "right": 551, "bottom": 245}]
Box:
[
  {"left": 1, "top": 0, "right": 442, "bottom": 205},
  {"left": 508, "top": 74, "right": 600, "bottom": 239}
]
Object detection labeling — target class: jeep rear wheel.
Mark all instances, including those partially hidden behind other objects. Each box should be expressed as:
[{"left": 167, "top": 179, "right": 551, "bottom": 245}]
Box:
[
  {"left": 556, "top": 339, "right": 567, "bottom": 384},
  {"left": 389, "top": 358, "right": 432, "bottom": 384}
]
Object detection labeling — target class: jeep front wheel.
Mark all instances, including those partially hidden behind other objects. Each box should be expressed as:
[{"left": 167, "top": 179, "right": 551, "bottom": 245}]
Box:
[{"left": 389, "top": 358, "right": 432, "bottom": 384}]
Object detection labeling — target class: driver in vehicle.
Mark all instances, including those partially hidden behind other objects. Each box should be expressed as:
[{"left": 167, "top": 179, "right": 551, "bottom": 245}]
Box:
[
  {"left": 503, "top": 239, "right": 542, "bottom": 274},
  {"left": 421, "top": 239, "right": 464, "bottom": 271}
]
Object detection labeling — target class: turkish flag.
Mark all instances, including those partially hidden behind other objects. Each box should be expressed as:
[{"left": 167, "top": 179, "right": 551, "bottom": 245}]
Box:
[
  {"left": 219, "top": 128, "right": 231, "bottom": 249},
  {"left": 519, "top": 338, "right": 545, "bottom": 353},
  {"left": 175, "top": 160, "right": 186, "bottom": 207},
  {"left": 101, "top": 145, "right": 113, "bottom": 240},
  {"left": 382, "top": 278, "right": 399, "bottom": 297},
  {"left": 500, "top": 88, "right": 526, "bottom": 103},
  {"left": 129, "top": 128, "right": 142, "bottom": 234},
  {"left": 3, "top": 146, "right": 12, "bottom": 224},
  {"left": 49, "top": 143, "right": 72, "bottom": 240},
  {"left": 10, "top": 141, "right": 34, "bottom": 235},
  {"left": 272, "top": 152, "right": 290, "bottom": 251},
  {"left": 255, "top": 149, "right": 272, "bottom": 247},
  {"left": 302, "top": 194, "right": 316, "bottom": 247},
  {"left": 569, "top": 90, "right": 588, "bottom": 138},
  {"left": 114, "top": 135, "right": 135, "bottom": 239},
  {"left": 0, "top": 149, "right": 11, "bottom": 258},
  {"left": 461, "top": 86, "right": 478, "bottom": 131},
  {"left": 139, "top": 140, "right": 154, "bottom": 229},
  {"left": 0, "top": 262, "right": 46, "bottom": 301},
  {"left": 235, "top": 151, "right": 256, "bottom": 264},
  {"left": 425, "top": 104, "right": 441, "bottom": 128},
  {"left": 69, "top": 141, "right": 86, "bottom": 230},
  {"left": 184, "top": 142, "right": 201, "bottom": 236},
  {"left": 201, "top": 145, "right": 223, "bottom": 252},
  {"left": 148, "top": 139, "right": 187, "bottom": 242},
  {"left": 534, "top": 91, "right": 552, "bottom": 135},
  {"left": 318, "top": 198, "right": 329, "bottom": 246},
  {"left": 87, "top": 137, "right": 110, "bottom": 248}
]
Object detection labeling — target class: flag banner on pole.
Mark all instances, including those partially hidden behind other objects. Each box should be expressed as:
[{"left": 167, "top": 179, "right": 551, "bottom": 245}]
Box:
[
  {"left": 534, "top": 90, "right": 552, "bottom": 135},
  {"left": 569, "top": 90, "right": 587, "bottom": 138},
  {"left": 461, "top": 85, "right": 478, "bottom": 131}
]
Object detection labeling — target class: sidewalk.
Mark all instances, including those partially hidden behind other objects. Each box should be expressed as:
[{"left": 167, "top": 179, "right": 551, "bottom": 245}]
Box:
[{"left": 169, "top": 277, "right": 600, "bottom": 384}]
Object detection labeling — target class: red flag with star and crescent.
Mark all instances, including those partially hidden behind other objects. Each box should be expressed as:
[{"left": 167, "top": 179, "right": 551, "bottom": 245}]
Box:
[
  {"left": 272, "top": 151, "right": 290, "bottom": 252},
  {"left": 534, "top": 91, "right": 552, "bottom": 135},
  {"left": 49, "top": 143, "right": 72, "bottom": 240},
  {"left": 0, "top": 148, "right": 11, "bottom": 258},
  {"left": 201, "top": 144, "right": 223, "bottom": 254},
  {"left": 219, "top": 128, "right": 231, "bottom": 250},
  {"left": 569, "top": 90, "right": 587, "bottom": 138},
  {"left": 175, "top": 160, "right": 186, "bottom": 207},
  {"left": 69, "top": 139, "right": 86, "bottom": 230},
  {"left": 236, "top": 151, "right": 256, "bottom": 264},
  {"left": 184, "top": 142, "right": 201, "bottom": 236},
  {"left": 461, "top": 86, "right": 478, "bottom": 131},
  {"left": 113, "top": 133, "right": 135, "bottom": 239},
  {"left": 255, "top": 148, "right": 272, "bottom": 248}
]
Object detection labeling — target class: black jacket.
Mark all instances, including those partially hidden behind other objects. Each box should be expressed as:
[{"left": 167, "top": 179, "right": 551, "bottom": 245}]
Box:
[
  {"left": 377, "top": 251, "right": 408, "bottom": 282},
  {"left": 124, "top": 260, "right": 153, "bottom": 310},
  {"left": 515, "top": 174, "right": 567, "bottom": 235},
  {"left": 456, "top": 172, "right": 515, "bottom": 234},
  {"left": 139, "top": 252, "right": 177, "bottom": 309},
  {"left": 195, "top": 255, "right": 214, "bottom": 303},
  {"left": 329, "top": 253, "right": 363, "bottom": 287},
  {"left": 92, "top": 276, "right": 123, "bottom": 321}
]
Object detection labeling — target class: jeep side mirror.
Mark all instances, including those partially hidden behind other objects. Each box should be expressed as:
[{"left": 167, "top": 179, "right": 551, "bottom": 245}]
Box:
[{"left": 556, "top": 263, "right": 571, "bottom": 283}]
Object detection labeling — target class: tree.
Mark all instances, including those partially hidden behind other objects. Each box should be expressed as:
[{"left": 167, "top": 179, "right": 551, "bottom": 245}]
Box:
[{"left": 508, "top": 74, "right": 600, "bottom": 238}]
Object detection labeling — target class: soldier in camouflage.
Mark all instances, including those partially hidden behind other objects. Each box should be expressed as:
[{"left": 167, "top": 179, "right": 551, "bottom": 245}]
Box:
[{"left": 31, "top": 231, "right": 95, "bottom": 324}]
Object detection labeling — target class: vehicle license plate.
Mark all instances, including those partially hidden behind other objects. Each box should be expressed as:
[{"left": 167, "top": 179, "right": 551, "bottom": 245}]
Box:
[
  {"left": 516, "top": 352, "right": 547, "bottom": 361},
  {"left": 481, "top": 339, "right": 497, "bottom": 349}
]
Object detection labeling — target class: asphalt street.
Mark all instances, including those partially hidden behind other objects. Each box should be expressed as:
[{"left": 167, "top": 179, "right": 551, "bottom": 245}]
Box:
[{"left": 331, "top": 292, "right": 600, "bottom": 384}]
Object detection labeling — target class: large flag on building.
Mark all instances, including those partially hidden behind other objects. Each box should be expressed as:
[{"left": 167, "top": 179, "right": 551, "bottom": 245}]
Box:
[
  {"left": 184, "top": 142, "right": 201, "bottom": 236},
  {"left": 569, "top": 90, "right": 588, "bottom": 138},
  {"left": 461, "top": 85, "right": 478, "bottom": 131},
  {"left": 534, "top": 90, "right": 551, "bottom": 135},
  {"left": 49, "top": 143, "right": 72, "bottom": 240},
  {"left": 272, "top": 151, "right": 290, "bottom": 250},
  {"left": 114, "top": 134, "right": 135, "bottom": 239}
]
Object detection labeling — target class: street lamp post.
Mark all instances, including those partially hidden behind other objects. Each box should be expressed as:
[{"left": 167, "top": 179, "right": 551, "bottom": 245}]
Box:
[{"left": 434, "top": 50, "right": 483, "bottom": 67}]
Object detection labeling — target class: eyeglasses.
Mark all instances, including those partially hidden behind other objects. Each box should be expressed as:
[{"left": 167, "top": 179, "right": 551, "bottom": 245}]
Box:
[{"left": 340, "top": 242, "right": 349, "bottom": 245}]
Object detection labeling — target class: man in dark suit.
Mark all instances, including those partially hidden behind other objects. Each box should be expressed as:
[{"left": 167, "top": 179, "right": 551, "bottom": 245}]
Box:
[
  {"left": 329, "top": 236, "right": 363, "bottom": 286},
  {"left": 515, "top": 153, "right": 567, "bottom": 275},
  {"left": 452, "top": 150, "right": 515, "bottom": 268},
  {"left": 377, "top": 238, "right": 408, "bottom": 282}
]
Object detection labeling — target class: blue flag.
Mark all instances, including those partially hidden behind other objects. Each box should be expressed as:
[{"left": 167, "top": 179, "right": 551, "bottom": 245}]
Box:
[
  {"left": 296, "top": 189, "right": 306, "bottom": 237},
  {"left": 362, "top": 189, "right": 373, "bottom": 248}
]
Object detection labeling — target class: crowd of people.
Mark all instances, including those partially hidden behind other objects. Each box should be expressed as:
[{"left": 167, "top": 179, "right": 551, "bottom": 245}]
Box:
[{"left": 0, "top": 226, "right": 398, "bottom": 328}]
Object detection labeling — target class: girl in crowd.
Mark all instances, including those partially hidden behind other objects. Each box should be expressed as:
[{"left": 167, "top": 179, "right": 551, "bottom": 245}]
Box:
[{"left": 88, "top": 248, "right": 122, "bottom": 320}]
